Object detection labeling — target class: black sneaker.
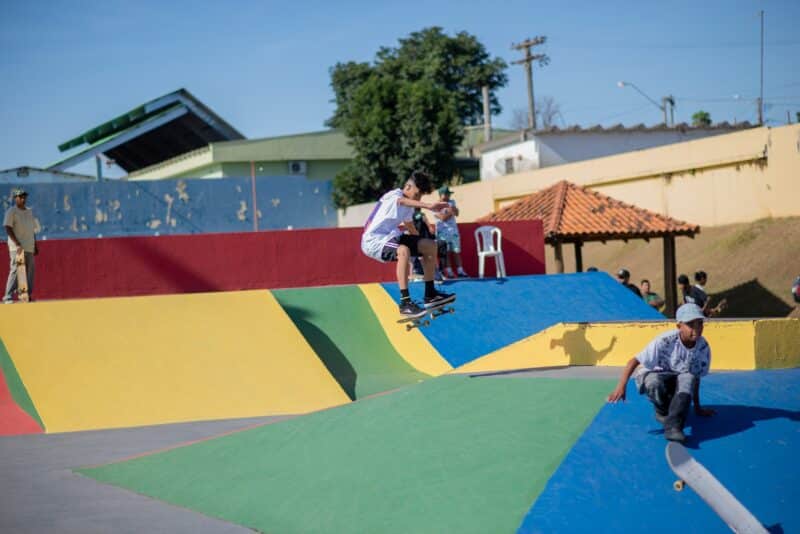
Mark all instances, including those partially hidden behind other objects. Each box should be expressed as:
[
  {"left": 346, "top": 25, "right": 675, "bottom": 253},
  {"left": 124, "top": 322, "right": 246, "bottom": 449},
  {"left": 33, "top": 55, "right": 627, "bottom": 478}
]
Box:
[
  {"left": 424, "top": 291, "right": 456, "bottom": 309},
  {"left": 399, "top": 300, "right": 426, "bottom": 318},
  {"left": 664, "top": 426, "right": 686, "bottom": 443}
]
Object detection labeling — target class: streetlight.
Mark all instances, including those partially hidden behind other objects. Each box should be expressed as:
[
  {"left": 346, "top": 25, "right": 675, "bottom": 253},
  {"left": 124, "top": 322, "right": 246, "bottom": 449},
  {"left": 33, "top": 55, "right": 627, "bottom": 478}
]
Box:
[{"left": 617, "top": 81, "right": 674, "bottom": 126}]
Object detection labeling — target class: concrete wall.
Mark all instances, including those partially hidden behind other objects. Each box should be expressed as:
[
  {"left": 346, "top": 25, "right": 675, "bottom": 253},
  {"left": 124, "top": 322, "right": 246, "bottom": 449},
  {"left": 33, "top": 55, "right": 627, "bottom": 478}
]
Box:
[
  {"left": 480, "top": 129, "right": 736, "bottom": 181},
  {"left": 0, "top": 175, "right": 337, "bottom": 239},
  {"left": 337, "top": 124, "right": 798, "bottom": 228},
  {"left": 0, "top": 168, "right": 94, "bottom": 184},
  {"left": 0, "top": 220, "right": 543, "bottom": 300}
]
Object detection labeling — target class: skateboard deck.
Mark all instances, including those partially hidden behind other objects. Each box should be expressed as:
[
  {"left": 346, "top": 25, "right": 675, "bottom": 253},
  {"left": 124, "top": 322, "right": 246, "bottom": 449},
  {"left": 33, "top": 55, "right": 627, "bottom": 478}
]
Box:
[
  {"left": 15, "top": 251, "right": 30, "bottom": 303},
  {"left": 665, "top": 442, "right": 766, "bottom": 533},
  {"left": 397, "top": 301, "right": 455, "bottom": 331}
]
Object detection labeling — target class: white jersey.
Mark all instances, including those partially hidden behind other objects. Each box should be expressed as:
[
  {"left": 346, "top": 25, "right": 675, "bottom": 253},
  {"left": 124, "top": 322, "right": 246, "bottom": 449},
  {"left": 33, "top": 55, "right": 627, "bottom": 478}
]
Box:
[{"left": 361, "top": 189, "right": 414, "bottom": 261}]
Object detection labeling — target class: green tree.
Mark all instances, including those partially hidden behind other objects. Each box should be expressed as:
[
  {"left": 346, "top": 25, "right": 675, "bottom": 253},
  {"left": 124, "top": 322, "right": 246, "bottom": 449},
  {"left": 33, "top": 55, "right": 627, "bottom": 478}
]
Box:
[
  {"left": 692, "top": 110, "right": 712, "bottom": 127},
  {"left": 332, "top": 77, "right": 462, "bottom": 208},
  {"left": 327, "top": 27, "right": 507, "bottom": 207}
]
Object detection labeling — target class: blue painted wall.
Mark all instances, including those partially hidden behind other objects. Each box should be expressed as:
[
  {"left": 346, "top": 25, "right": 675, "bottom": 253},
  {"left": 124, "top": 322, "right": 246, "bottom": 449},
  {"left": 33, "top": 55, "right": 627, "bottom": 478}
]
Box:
[
  {"left": 0, "top": 176, "right": 336, "bottom": 239},
  {"left": 519, "top": 369, "right": 800, "bottom": 533},
  {"left": 382, "top": 272, "right": 665, "bottom": 367}
]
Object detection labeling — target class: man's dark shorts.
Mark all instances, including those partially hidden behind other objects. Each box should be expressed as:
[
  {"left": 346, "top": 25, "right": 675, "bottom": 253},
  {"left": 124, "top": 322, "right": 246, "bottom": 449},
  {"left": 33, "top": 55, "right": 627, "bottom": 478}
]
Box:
[{"left": 381, "top": 235, "right": 423, "bottom": 262}]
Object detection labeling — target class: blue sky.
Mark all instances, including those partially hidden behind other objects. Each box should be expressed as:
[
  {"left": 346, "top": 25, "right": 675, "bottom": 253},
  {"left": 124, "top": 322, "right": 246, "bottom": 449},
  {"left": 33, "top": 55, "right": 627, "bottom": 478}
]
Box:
[{"left": 1, "top": 0, "right": 798, "bottom": 174}]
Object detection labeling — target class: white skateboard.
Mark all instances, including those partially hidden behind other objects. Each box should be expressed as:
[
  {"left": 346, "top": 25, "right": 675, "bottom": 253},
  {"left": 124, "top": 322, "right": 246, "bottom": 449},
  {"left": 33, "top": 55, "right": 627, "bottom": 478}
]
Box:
[{"left": 665, "top": 442, "right": 767, "bottom": 533}]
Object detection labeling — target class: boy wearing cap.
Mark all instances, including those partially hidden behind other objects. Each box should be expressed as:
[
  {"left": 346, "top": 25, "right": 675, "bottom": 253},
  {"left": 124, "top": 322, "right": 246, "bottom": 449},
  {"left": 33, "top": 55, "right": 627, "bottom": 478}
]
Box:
[
  {"left": 607, "top": 303, "right": 715, "bottom": 443},
  {"left": 434, "top": 186, "right": 468, "bottom": 279},
  {"left": 4, "top": 188, "right": 38, "bottom": 303},
  {"left": 361, "top": 171, "right": 455, "bottom": 317}
]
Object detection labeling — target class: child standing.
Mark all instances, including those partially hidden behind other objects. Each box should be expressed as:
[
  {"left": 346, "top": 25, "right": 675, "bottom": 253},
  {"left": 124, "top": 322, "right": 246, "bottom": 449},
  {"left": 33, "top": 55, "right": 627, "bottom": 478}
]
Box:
[
  {"left": 361, "top": 171, "right": 455, "bottom": 317},
  {"left": 434, "top": 186, "right": 468, "bottom": 278}
]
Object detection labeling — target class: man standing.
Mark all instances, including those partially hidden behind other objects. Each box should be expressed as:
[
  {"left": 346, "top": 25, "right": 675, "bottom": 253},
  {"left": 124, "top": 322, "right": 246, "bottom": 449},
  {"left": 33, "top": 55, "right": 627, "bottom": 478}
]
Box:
[
  {"left": 4, "top": 188, "right": 38, "bottom": 303},
  {"left": 617, "top": 268, "right": 642, "bottom": 297}
]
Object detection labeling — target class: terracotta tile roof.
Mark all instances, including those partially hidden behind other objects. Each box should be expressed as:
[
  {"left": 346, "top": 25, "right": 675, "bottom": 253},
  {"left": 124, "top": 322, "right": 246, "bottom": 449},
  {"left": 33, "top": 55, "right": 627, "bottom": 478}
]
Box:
[{"left": 478, "top": 180, "right": 700, "bottom": 243}]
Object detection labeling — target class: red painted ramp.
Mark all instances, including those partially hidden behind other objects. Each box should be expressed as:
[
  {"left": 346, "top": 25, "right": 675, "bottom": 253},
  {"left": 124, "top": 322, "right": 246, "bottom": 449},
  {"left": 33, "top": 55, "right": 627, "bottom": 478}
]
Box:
[{"left": 0, "top": 368, "right": 43, "bottom": 436}]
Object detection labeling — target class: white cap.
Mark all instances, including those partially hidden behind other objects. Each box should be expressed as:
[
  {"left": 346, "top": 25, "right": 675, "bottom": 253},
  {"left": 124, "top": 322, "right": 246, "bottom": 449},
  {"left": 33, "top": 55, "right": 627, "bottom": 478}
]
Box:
[{"left": 676, "top": 303, "right": 705, "bottom": 323}]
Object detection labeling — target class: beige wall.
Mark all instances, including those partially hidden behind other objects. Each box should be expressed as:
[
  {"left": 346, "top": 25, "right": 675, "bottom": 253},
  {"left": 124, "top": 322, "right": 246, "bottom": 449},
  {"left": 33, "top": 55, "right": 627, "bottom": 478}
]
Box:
[{"left": 338, "top": 124, "right": 799, "bottom": 227}]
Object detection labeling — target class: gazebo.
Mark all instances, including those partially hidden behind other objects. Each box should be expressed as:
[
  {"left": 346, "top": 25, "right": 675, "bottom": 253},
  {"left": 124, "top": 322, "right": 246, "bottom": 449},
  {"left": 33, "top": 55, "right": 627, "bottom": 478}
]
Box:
[{"left": 478, "top": 180, "right": 700, "bottom": 316}]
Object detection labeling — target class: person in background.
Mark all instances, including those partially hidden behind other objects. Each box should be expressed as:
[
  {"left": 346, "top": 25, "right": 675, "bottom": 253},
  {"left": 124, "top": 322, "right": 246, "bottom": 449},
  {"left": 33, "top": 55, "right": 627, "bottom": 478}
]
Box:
[
  {"left": 678, "top": 274, "right": 706, "bottom": 309},
  {"left": 617, "top": 268, "right": 642, "bottom": 297},
  {"left": 640, "top": 279, "right": 665, "bottom": 310},
  {"left": 434, "top": 186, "right": 469, "bottom": 279},
  {"left": 3, "top": 188, "right": 39, "bottom": 303}
]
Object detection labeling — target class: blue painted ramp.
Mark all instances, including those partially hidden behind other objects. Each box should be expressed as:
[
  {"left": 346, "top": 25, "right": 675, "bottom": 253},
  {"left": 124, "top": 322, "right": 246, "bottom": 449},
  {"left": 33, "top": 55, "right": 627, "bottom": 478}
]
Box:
[
  {"left": 382, "top": 273, "right": 664, "bottom": 367},
  {"left": 519, "top": 369, "right": 800, "bottom": 533}
]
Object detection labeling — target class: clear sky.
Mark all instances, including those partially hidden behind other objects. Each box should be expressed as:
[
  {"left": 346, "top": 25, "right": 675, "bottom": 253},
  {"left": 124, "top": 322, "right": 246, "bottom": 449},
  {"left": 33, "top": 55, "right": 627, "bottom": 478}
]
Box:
[{"left": 1, "top": 0, "right": 798, "bottom": 175}]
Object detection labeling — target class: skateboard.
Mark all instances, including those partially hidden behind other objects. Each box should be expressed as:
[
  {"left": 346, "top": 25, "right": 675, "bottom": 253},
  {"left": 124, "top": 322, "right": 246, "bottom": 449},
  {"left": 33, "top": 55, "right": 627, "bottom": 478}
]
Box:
[
  {"left": 15, "top": 251, "right": 30, "bottom": 303},
  {"left": 397, "top": 301, "right": 455, "bottom": 331},
  {"left": 665, "top": 442, "right": 767, "bottom": 533}
]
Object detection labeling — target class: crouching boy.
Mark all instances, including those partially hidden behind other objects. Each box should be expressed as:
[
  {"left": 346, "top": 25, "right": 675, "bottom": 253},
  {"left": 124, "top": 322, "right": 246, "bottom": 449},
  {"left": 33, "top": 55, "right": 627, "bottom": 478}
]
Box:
[{"left": 607, "top": 303, "right": 716, "bottom": 442}]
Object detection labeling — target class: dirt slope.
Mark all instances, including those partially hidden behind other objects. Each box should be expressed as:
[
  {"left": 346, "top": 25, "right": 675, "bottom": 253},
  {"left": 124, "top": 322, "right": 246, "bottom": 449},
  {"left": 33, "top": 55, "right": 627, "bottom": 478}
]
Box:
[{"left": 544, "top": 217, "right": 800, "bottom": 318}]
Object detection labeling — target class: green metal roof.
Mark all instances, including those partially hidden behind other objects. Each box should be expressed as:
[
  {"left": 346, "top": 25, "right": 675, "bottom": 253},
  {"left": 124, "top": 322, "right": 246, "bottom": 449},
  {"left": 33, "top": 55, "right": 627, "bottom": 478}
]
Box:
[{"left": 49, "top": 89, "right": 245, "bottom": 172}]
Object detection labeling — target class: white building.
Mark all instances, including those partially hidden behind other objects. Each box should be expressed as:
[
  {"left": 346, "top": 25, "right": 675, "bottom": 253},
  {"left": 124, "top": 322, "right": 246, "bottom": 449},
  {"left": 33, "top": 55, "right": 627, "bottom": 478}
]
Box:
[{"left": 476, "top": 122, "right": 754, "bottom": 180}]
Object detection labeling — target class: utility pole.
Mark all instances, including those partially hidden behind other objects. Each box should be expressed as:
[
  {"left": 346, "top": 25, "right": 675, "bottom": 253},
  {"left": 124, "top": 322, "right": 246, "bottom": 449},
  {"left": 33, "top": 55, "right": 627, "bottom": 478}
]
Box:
[
  {"left": 758, "top": 9, "right": 764, "bottom": 125},
  {"left": 482, "top": 85, "right": 492, "bottom": 142},
  {"left": 511, "top": 36, "right": 549, "bottom": 130}
]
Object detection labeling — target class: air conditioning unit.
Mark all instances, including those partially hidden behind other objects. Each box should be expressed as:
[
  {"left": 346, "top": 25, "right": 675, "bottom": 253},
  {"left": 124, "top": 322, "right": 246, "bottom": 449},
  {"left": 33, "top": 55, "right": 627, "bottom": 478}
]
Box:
[{"left": 288, "top": 160, "right": 307, "bottom": 175}]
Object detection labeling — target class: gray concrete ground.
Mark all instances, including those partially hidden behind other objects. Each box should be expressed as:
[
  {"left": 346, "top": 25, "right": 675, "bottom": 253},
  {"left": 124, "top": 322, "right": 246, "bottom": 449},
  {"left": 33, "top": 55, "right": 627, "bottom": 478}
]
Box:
[
  {"left": 467, "top": 365, "right": 624, "bottom": 380},
  {"left": 0, "top": 415, "right": 290, "bottom": 534}
]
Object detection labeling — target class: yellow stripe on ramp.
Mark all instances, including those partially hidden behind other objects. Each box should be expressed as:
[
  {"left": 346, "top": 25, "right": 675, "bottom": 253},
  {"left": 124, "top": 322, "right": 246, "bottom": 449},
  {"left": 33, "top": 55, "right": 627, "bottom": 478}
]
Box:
[
  {"left": 358, "top": 284, "right": 452, "bottom": 376},
  {"left": 0, "top": 291, "right": 350, "bottom": 433}
]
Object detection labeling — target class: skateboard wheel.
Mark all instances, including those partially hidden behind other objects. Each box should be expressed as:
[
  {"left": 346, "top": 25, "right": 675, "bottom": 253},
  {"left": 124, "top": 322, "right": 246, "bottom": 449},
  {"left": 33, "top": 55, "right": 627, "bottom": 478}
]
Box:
[
  {"left": 424, "top": 320, "right": 430, "bottom": 327},
  {"left": 406, "top": 324, "right": 413, "bottom": 331},
  {"left": 673, "top": 480, "right": 685, "bottom": 491}
]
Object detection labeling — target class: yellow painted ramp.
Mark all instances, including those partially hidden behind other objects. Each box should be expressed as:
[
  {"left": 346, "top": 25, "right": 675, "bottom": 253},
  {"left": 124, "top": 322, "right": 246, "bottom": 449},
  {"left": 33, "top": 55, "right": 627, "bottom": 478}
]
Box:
[
  {"left": 0, "top": 291, "right": 350, "bottom": 433},
  {"left": 456, "top": 319, "right": 800, "bottom": 375}
]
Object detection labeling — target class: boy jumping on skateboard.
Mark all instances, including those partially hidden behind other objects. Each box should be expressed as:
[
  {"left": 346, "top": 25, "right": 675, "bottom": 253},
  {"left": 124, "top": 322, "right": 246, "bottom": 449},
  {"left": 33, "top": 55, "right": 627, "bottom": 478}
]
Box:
[
  {"left": 361, "top": 170, "right": 455, "bottom": 317},
  {"left": 607, "top": 303, "right": 715, "bottom": 443}
]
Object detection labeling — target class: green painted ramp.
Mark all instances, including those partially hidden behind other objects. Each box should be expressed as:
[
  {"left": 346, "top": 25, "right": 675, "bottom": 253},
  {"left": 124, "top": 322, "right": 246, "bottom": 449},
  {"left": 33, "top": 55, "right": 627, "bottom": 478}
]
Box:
[
  {"left": 79, "top": 375, "right": 614, "bottom": 533},
  {"left": 273, "top": 286, "right": 430, "bottom": 399}
]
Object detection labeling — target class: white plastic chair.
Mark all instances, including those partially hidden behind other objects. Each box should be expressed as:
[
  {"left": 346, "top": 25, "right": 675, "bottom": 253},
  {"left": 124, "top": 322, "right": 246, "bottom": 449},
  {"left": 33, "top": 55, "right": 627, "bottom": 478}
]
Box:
[{"left": 474, "top": 225, "right": 507, "bottom": 278}]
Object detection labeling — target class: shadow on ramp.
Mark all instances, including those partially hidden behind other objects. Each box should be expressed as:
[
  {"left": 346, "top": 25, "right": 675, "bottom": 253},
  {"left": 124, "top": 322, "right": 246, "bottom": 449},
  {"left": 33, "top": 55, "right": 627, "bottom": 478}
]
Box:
[{"left": 280, "top": 305, "right": 358, "bottom": 401}]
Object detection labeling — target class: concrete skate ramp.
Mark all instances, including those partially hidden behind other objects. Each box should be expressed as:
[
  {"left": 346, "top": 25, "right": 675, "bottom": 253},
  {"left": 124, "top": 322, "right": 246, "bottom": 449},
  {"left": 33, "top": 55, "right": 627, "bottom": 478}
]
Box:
[
  {"left": 79, "top": 375, "right": 614, "bottom": 533},
  {"left": 0, "top": 339, "right": 43, "bottom": 436},
  {"left": 272, "top": 285, "right": 449, "bottom": 399},
  {"left": 0, "top": 291, "right": 349, "bottom": 433},
  {"left": 381, "top": 272, "right": 664, "bottom": 367},
  {"left": 520, "top": 369, "right": 800, "bottom": 532}
]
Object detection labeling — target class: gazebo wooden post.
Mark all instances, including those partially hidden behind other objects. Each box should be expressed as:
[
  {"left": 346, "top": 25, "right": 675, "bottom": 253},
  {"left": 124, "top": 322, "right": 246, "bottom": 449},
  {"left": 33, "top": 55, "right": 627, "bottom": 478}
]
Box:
[
  {"left": 553, "top": 241, "right": 564, "bottom": 273},
  {"left": 574, "top": 241, "right": 583, "bottom": 272},
  {"left": 663, "top": 235, "right": 677, "bottom": 317}
]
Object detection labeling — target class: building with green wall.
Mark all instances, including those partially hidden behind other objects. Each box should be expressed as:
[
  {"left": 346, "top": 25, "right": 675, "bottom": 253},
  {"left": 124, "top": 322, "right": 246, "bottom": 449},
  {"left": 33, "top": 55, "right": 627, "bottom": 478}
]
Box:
[{"left": 127, "top": 127, "right": 516, "bottom": 183}]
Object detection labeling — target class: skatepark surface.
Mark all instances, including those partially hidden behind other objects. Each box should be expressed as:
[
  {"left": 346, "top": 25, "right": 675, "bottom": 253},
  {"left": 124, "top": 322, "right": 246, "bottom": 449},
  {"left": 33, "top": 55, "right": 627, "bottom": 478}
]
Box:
[{"left": 0, "top": 274, "right": 798, "bottom": 532}]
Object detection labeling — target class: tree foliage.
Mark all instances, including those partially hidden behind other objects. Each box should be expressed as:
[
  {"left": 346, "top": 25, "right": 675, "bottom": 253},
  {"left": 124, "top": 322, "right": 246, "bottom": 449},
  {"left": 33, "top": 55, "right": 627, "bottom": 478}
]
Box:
[
  {"left": 692, "top": 110, "right": 712, "bottom": 127},
  {"left": 328, "top": 27, "right": 507, "bottom": 208}
]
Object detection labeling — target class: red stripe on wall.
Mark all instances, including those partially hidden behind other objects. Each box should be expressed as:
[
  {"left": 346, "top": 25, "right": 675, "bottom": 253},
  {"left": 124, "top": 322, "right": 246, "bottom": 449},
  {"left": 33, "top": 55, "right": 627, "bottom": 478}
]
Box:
[
  {"left": 0, "top": 221, "right": 544, "bottom": 300},
  {"left": 0, "top": 368, "right": 43, "bottom": 436}
]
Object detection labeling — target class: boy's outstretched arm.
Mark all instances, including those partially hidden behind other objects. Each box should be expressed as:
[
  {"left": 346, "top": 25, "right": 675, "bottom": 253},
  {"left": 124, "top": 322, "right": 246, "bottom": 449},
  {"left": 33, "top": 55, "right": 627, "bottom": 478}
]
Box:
[
  {"left": 607, "top": 357, "right": 640, "bottom": 402},
  {"left": 692, "top": 379, "right": 716, "bottom": 416},
  {"left": 398, "top": 197, "right": 450, "bottom": 212}
]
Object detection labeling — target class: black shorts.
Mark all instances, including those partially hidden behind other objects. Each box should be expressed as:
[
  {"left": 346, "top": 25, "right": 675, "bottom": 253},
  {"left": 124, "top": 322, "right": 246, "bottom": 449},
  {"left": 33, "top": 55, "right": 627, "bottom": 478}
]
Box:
[{"left": 381, "top": 234, "right": 423, "bottom": 262}]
